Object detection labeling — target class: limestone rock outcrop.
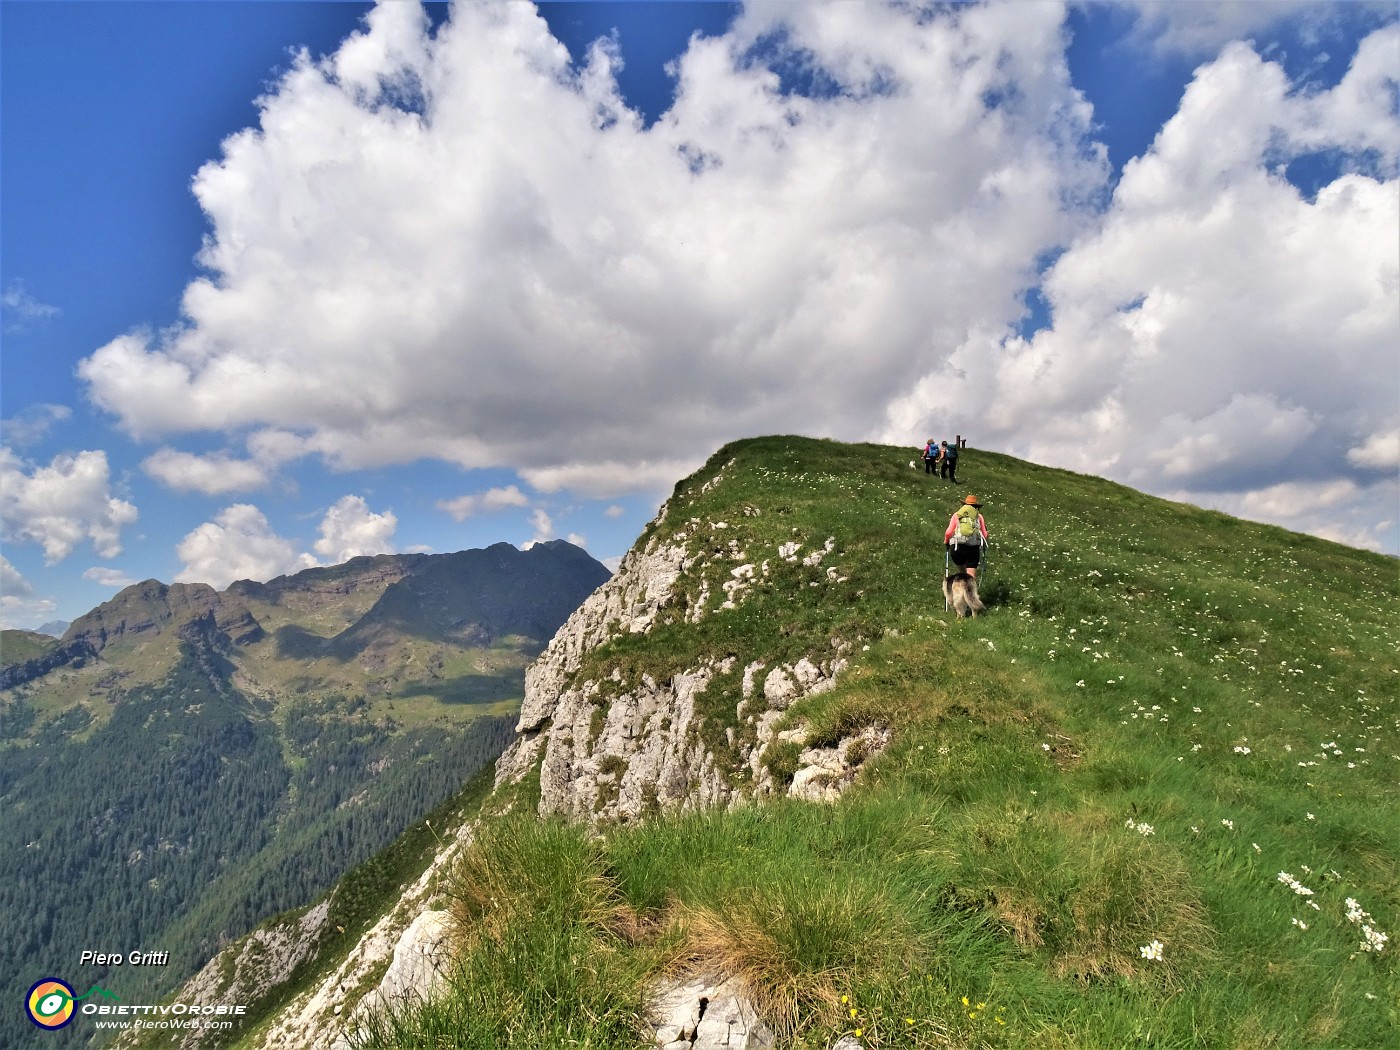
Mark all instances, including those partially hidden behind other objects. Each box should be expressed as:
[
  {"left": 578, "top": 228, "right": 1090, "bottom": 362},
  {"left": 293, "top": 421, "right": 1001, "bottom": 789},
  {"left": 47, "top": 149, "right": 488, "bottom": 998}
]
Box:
[
  {"left": 135, "top": 467, "right": 895, "bottom": 1050},
  {"left": 496, "top": 517, "right": 881, "bottom": 823},
  {"left": 258, "top": 828, "right": 471, "bottom": 1050},
  {"left": 159, "top": 901, "right": 331, "bottom": 1050},
  {"left": 647, "top": 974, "right": 776, "bottom": 1050}
]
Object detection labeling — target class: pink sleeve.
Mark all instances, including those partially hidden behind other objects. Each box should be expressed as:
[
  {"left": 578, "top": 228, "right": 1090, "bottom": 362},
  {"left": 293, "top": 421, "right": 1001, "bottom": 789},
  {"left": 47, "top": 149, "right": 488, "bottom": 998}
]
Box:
[
  {"left": 944, "top": 514, "right": 958, "bottom": 541},
  {"left": 979, "top": 515, "right": 988, "bottom": 540}
]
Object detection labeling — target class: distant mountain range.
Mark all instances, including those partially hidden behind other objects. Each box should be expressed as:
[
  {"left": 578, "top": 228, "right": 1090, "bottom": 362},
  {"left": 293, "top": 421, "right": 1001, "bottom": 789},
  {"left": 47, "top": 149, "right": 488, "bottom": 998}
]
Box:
[
  {"left": 5, "top": 540, "right": 609, "bottom": 695},
  {"left": 0, "top": 540, "right": 609, "bottom": 1049}
]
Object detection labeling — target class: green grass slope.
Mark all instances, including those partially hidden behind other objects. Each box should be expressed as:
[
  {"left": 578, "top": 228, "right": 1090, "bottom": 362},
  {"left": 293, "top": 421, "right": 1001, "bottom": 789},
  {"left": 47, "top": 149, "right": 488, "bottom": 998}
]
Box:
[
  {"left": 0, "top": 627, "right": 59, "bottom": 665},
  {"left": 370, "top": 436, "right": 1397, "bottom": 1049}
]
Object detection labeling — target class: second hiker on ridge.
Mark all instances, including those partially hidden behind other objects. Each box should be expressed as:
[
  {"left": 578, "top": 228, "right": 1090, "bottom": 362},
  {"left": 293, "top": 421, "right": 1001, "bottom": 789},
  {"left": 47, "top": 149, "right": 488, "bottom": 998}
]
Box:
[{"left": 940, "top": 440, "right": 959, "bottom": 482}]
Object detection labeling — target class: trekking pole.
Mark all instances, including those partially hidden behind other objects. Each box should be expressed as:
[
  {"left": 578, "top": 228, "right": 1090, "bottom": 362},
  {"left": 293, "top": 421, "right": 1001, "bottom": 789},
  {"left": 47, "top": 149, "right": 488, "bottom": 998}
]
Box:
[{"left": 944, "top": 544, "right": 950, "bottom": 611}]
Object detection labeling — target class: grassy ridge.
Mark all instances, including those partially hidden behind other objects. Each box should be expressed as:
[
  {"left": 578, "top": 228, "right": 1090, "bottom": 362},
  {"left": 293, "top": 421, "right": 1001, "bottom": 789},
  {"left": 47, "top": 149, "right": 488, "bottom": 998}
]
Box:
[
  {"left": 361, "top": 436, "right": 1396, "bottom": 1047},
  {"left": 0, "top": 628, "right": 59, "bottom": 664}
]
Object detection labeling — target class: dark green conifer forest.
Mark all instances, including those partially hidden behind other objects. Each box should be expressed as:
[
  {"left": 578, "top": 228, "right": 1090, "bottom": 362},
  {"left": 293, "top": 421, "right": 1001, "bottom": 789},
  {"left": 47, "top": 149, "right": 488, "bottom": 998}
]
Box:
[
  {"left": 3, "top": 516, "right": 607, "bottom": 1050},
  {"left": 2, "top": 611, "right": 518, "bottom": 1050}
]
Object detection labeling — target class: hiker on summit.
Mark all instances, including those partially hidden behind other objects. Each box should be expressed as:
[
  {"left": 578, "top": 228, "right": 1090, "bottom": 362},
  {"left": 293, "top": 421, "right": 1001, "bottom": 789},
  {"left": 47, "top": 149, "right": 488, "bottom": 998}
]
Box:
[
  {"left": 939, "top": 441, "right": 959, "bottom": 483},
  {"left": 944, "top": 495, "right": 988, "bottom": 577},
  {"left": 922, "top": 439, "right": 939, "bottom": 474}
]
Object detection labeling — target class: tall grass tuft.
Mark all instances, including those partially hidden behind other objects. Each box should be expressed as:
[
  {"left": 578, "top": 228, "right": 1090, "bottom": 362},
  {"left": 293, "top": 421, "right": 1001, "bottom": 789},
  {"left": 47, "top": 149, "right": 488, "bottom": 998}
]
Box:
[
  {"left": 660, "top": 876, "right": 926, "bottom": 1040},
  {"left": 354, "top": 817, "right": 652, "bottom": 1049}
]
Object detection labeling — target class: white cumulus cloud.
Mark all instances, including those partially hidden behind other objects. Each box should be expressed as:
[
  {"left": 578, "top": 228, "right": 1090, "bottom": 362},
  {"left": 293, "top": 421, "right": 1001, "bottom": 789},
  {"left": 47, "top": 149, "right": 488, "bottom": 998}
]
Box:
[
  {"left": 69, "top": 2, "right": 1399, "bottom": 552},
  {"left": 83, "top": 566, "right": 140, "bottom": 590},
  {"left": 527, "top": 507, "right": 555, "bottom": 545},
  {"left": 142, "top": 448, "right": 271, "bottom": 495},
  {"left": 1, "top": 403, "right": 72, "bottom": 448},
  {"left": 437, "top": 484, "right": 530, "bottom": 521},
  {"left": 0, "top": 447, "right": 139, "bottom": 563},
  {"left": 174, "top": 495, "right": 399, "bottom": 589},
  {"left": 77, "top": 0, "right": 1103, "bottom": 493},
  {"left": 1347, "top": 428, "right": 1400, "bottom": 471},
  {"left": 175, "top": 504, "right": 317, "bottom": 589},
  {"left": 2, "top": 280, "right": 61, "bottom": 332},
  {"left": 312, "top": 494, "right": 398, "bottom": 563},
  {"left": 1127, "top": 0, "right": 1393, "bottom": 59},
  {"left": 882, "top": 25, "right": 1400, "bottom": 548},
  {"left": 0, "top": 597, "right": 58, "bottom": 632},
  {"left": 1, "top": 557, "right": 61, "bottom": 631},
  {"left": 2, "top": 555, "right": 34, "bottom": 597}
]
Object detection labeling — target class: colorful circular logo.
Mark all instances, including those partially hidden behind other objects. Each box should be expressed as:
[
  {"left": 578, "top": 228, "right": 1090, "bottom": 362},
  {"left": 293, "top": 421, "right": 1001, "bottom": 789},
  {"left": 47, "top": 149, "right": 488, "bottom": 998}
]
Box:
[{"left": 27, "top": 978, "right": 77, "bottom": 1030}]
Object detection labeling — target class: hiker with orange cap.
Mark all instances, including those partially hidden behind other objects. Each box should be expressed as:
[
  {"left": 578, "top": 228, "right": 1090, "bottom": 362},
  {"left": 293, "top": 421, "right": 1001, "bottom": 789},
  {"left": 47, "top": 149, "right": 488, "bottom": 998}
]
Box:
[{"left": 944, "top": 494, "right": 988, "bottom": 578}]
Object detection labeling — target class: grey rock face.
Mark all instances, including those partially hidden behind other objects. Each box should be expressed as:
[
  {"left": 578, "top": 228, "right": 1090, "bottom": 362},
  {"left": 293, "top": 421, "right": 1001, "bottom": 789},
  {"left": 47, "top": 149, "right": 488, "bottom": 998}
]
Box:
[
  {"left": 326, "top": 908, "right": 456, "bottom": 1049},
  {"left": 788, "top": 722, "right": 894, "bottom": 804},
  {"left": 496, "top": 519, "right": 879, "bottom": 824},
  {"left": 495, "top": 534, "right": 692, "bottom": 798},
  {"left": 117, "top": 901, "right": 330, "bottom": 1050},
  {"left": 647, "top": 974, "right": 776, "bottom": 1050}
]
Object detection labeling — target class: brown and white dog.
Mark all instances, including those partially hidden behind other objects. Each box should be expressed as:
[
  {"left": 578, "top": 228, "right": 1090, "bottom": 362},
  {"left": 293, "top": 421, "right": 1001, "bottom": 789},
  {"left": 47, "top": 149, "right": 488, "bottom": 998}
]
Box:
[{"left": 943, "top": 572, "right": 984, "bottom": 619}]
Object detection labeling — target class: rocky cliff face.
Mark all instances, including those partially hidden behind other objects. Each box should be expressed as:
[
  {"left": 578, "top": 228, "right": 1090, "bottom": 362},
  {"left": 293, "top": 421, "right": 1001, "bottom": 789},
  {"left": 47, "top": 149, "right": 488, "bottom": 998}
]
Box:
[
  {"left": 64, "top": 579, "right": 229, "bottom": 650},
  {"left": 239, "top": 830, "right": 471, "bottom": 1050},
  {"left": 113, "top": 820, "right": 473, "bottom": 1050},
  {"left": 494, "top": 496, "right": 881, "bottom": 823}
]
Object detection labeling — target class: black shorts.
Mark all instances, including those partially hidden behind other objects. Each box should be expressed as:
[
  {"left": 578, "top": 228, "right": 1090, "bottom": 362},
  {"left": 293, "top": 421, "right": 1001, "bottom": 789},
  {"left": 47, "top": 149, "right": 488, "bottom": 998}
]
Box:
[{"left": 948, "top": 542, "right": 981, "bottom": 571}]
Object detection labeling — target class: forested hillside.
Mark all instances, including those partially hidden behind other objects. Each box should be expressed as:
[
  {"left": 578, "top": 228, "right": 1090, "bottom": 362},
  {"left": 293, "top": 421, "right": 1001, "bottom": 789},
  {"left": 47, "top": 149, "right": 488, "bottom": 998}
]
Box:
[{"left": 1, "top": 541, "right": 608, "bottom": 1050}]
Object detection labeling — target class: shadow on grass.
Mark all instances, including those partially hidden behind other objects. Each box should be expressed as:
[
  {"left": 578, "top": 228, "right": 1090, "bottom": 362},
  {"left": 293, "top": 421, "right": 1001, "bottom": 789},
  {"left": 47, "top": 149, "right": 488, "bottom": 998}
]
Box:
[
  {"left": 979, "top": 578, "right": 1013, "bottom": 607},
  {"left": 396, "top": 672, "right": 525, "bottom": 705},
  {"left": 273, "top": 624, "right": 339, "bottom": 661}
]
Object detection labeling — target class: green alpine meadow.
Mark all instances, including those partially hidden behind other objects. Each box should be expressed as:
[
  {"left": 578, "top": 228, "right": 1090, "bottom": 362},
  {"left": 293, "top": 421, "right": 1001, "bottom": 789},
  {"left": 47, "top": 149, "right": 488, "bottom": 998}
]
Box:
[{"left": 131, "top": 436, "right": 1397, "bottom": 1049}]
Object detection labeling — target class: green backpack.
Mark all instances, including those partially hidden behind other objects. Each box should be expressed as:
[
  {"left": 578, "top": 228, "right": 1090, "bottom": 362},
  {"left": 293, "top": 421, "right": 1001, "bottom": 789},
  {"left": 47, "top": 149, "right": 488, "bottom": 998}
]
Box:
[{"left": 953, "top": 504, "right": 981, "bottom": 546}]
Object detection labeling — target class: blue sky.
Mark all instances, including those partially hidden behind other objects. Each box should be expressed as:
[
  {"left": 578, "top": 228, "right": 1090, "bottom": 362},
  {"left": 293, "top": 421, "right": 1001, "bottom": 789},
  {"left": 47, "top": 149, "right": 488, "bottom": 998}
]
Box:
[{"left": 2, "top": 1, "right": 1397, "bottom": 630}]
